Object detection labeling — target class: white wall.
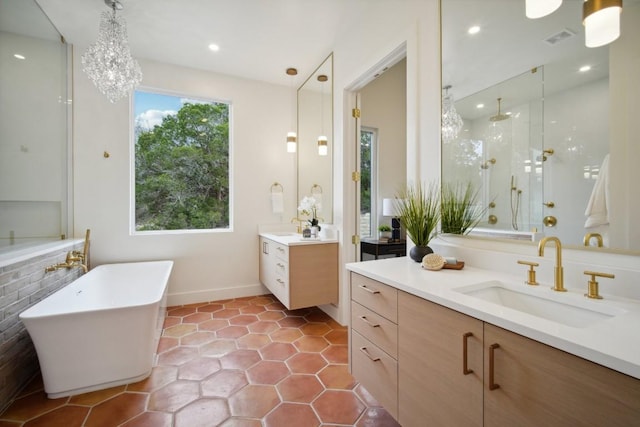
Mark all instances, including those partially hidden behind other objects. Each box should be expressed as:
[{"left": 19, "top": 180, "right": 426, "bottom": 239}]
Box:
[{"left": 73, "top": 55, "right": 297, "bottom": 305}]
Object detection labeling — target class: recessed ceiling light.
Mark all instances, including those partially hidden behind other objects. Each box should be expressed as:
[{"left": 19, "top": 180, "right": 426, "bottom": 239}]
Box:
[
  {"left": 476, "top": 103, "right": 485, "bottom": 109},
  {"left": 468, "top": 26, "right": 481, "bottom": 35},
  {"left": 579, "top": 65, "right": 592, "bottom": 72},
  {"left": 14, "top": 54, "right": 25, "bottom": 60},
  {"left": 208, "top": 44, "right": 220, "bottom": 52}
]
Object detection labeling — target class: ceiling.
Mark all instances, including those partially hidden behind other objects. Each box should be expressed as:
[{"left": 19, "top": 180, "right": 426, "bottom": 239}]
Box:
[{"left": 6, "top": 0, "right": 380, "bottom": 87}]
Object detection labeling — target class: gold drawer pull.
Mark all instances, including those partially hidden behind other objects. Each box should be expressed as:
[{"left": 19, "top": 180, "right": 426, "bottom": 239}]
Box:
[
  {"left": 276, "top": 278, "right": 285, "bottom": 285},
  {"left": 276, "top": 263, "right": 285, "bottom": 268},
  {"left": 489, "top": 343, "right": 500, "bottom": 390},
  {"left": 463, "top": 332, "right": 473, "bottom": 375},
  {"left": 359, "top": 346, "right": 380, "bottom": 362},
  {"left": 358, "top": 285, "right": 381, "bottom": 295},
  {"left": 359, "top": 315, "right": 380, "bottom": 328},
  {"left": 276, "top": 247, "right": 285, "bottom": 252}
]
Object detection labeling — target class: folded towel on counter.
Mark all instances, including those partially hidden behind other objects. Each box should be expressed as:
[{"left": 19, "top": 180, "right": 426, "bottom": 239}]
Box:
[
  {"left": 584, "top": 154, "right": 610, "bottom": 228},
  {"left": 271, "top": 192, "right": 284, "bottom": 214}
]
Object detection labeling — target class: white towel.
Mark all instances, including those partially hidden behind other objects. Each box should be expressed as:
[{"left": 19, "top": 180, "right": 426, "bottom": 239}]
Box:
[
  {"left": 271, "top": 192, "right": 284, "bottom": 214},
  {"left": 584, "top": 154, "right": 610, "bottom": 228}
]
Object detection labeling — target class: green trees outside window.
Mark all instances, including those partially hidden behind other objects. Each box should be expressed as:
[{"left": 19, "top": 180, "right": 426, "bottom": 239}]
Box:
[{"left": 134, "top": 91, "right": 230, "bottom": 231}]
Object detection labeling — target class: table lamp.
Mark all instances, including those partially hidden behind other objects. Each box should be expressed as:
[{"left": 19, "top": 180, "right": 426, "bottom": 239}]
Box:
[{"left": 382, "top": 198, "right": 401, "bottom": 241}]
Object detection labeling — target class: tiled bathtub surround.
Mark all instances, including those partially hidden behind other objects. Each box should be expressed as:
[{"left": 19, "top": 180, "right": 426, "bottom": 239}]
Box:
[
  {"left": 0, "top": 242, "right": 84, "bottom": 413},
  {"left": 0, "top": 295, "right": 399, "bottom": 426}
]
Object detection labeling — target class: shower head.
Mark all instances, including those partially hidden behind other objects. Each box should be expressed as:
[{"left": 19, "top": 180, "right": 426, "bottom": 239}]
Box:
[{"left": 489, "top": 98, "right": 510, "bottom": 122}]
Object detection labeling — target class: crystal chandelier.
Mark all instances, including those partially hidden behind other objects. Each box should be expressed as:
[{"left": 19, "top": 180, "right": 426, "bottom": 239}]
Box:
[
  {"left": 441, "top": 85, "right": 463, "bottom": 142},
  {"left": 82, "top": 0, "right": 142, "bottom": 103}
]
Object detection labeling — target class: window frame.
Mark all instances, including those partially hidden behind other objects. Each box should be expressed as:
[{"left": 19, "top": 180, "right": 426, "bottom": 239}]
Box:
[{"left": 129, "top": 86, "right": 234, "bottom": 235}]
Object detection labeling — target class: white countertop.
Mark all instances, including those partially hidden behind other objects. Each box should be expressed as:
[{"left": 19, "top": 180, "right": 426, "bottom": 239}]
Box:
[
  {"left": 346, "top": 256, "right": 640, "bottom": 379},
  {"left": 259, "top": 232, "right": 338, "bottom": 246}
]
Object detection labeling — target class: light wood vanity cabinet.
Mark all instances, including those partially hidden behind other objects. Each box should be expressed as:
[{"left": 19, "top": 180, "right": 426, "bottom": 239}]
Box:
[
  {"left": 259, "top": 237, "right": 337, "bottom": 310},
  {"left": 349, "top": 273, "right": 398, "bottom": 419},
  {"left": 349, "top": 273, "right": 640, "bottom": 427}
]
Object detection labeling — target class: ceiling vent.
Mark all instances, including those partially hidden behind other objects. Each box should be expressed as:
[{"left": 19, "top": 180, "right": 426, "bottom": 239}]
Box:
[{"left": 544, "top": 28, "right": 577, "bottom": 45}]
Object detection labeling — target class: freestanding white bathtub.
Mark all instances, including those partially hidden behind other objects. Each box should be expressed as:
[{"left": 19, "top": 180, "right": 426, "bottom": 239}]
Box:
[{"left": 19, "top": 260, "right": 173, "bottom": 398}]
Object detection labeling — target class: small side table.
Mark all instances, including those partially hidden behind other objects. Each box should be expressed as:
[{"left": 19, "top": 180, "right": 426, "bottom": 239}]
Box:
[{"left": 360, "top": 239, "right": 406, "bottom": 261}]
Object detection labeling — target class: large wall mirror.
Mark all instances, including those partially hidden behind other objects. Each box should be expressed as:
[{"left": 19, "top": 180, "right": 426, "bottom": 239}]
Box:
[
  {"left": 442, "top": 0, "right": 640, "bottom": 253},
  {"left": 0, "top": 0, "right": 70, "bottom": 255},
  {"left": 297, "top": 53, "right": 333, "bottom": 224}
]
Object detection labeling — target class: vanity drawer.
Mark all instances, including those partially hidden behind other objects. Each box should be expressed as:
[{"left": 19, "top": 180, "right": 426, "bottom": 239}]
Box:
[
  {"left": 351, "top": 330, "right": 398, "bottom": 419},
  {"left": 273, "top": 243, "right": 288, "bottom": 261},
  {"left": 351, "top": 301, "right": 398, "bottom": 358},
  {"left": 351, "top": 273, "right": 398, "bottom": 322}
]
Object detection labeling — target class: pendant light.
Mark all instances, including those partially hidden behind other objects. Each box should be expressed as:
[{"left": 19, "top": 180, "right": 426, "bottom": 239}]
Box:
[
  {"left": 526, "top": 0, "right": 562, "bottom": 19},
  {"left": 286, "top": 67, "right": 298, "bottom": 153},
  {"left": 583, "top": 0, "right": 623, "bottom": 48},
  {"left": 317, "top": 74, "right": 329, "bottom": 156}
]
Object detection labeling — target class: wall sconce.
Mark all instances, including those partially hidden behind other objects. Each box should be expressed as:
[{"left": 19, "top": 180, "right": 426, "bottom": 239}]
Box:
[
  {"left": 526, "top": 0, "right": 562, "bottom": 19},
  {"left": 317, "top": 136, "right": 328, "bottom": 156},
  {"left": 583, "top": 0, "right": 623, "bottom": 48},
  {"left": 286, "top": 67, "right": 298, "bottom": 153}
]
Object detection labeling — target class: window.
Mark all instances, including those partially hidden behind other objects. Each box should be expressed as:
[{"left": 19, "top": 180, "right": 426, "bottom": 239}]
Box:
[
  {"left": 133, "top": 90, "right": 230, "bottom": 232},
  {"left": 360, "top": 127, "right": 378, "bottom": 238}
]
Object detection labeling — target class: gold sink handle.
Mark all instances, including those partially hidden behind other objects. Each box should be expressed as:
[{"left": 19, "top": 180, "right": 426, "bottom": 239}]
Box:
[
  {"left": 517, "top": 260, "right": 539, "bottom": 286},
  {"left": 584, "top": 270, "right": 615, "bottom": 299}
]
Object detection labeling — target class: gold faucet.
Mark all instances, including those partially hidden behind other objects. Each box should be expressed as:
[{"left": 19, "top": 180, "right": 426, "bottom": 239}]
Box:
[
  {"left": 583, "top": 232, "right": 603, "bottom": 247},
  {"left": 290, "top": 217, "right": 304, "bottom": 233},
  {"left": 538, "top": 236, "right": 566, "bottom": 292},
  {"left": 45, "top": 229, "right": 90, "bottom": 274}
]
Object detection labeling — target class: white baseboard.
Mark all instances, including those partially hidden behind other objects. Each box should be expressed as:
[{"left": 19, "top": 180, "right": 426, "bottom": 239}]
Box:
[{"left": 167, "top": 283, "right": 269, "bottom": 306}]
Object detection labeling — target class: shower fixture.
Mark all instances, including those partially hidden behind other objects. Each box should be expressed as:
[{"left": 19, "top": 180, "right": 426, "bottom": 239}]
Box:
[
  {"left": 539, "top": 148, "right": 555, "bottom": 162},
  {"left": 489, "top": 98, "right": 510, "bottom": 122},
  {"left": 480, "top": 158, "right": 496, "bottom": 169},
  {"left": 510, "top": 175, "right": 522, "bottom": 231}
]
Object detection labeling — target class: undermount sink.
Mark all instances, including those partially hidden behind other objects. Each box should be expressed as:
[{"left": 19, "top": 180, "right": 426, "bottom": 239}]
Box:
[{"left": 454, "top": 280, "right": 627, "bottom": 328}]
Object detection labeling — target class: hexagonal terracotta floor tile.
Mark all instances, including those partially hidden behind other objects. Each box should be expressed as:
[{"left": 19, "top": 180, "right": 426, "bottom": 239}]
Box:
[
  {"left": 198, "top": 318, "right": 230, "bottom": 332},
  {"left": 157, "top": 336, "right": 179, "bottom": 353},
  {"left": 248, "top": 320, "right": 279, "bottom": 334},
  {"left": 197, "top": 303, "right": 224, "bottom": 313},
  {"left": 277, "top": 374, "right": 324, "bottom": 403},
  {"left": 20, "top": 405, "right": 90, "bottom": 426},
  {"left": 0, "top": 391, "right": 67, "bottom": 422},
  {"left": 277, "top": 316, "right": 307, "bottom": 328},
  {"left": 148, "top": 380, "right": 200, "bottom": 412},
  {"left": 269, "top": 328, "right": 302, "bottom": 343},
  {"left": 167, "top": 306, "right": 197, "bottom": 317},
  {"left": 68, "top": 384, "right": 125, "bottom": 406},
  {"left": 201, "top": 370, "right": 248, "bottom": 398},
  {"left": 247, "top": 360, "right": 290, "bottom": 385},
  {"left": 300, "top": 322, "right": 331, "bottom": 336},
  {"left": 304, "top": 310, "right": 333, "bottom": 323},
  {"left": 163, "top": 316, "right": 181, "bottom": 329},
  {"left": 178, "top": 356, "right": 221, "bottom": 380},
  {"left": 218, "top": 418, "right": 262, "bottom": 427},
  {"left": 200, "top": 339, "right": 238, "bottom": 357},
  {"left": 286, "top": 353, "right": 327, "bottom": 374},
  {"left": 127, "top": 365, "right": 178, "bottom": 393},
  {"left": 237, "top": 333, "right": 271, "bottom": 349},
  {"left": 217, "top": 325, "right": 249, "bottom": 339},
  {"left": 312, "top": 390, "right": 366, "bottom": 425},
  {"left": 240, "top": 305, "right": 266, "bottom": 315},
  {"left": 175, "top": 398, "right": 230, "bottom": 427},
  {"left": 260, "top": 342, "right": 297, "bottom": 361},
  {"left": 182, "top": 312, "right": 212, "bottom": 324},
  {"left": 121, "top": 411, "right": 173, "bottom": 427},
  {"left": 294, "top": 335, "right": 329, "bottom": 352},
  {"left": 250, "top": 295, "right": 276, "bottom": 306},
  {"left": 180, "top": 331, "right": 217, "bottom": 346},
  {"left": 322, "top": 344, "right": 348, "bottom": 364},
  {"left": 324, "top": 328, "right": 348, "bottom": 345},
  {"left": 318, "top": 364, "right": 357, "bottom": 389},
  {"left": 228, "top": 384, "right": 280, "bottom": 418},
  {"left": 225, "top": 300, "right": 251, "bottom": 309},
  {"left": 258, "top": 311, "right": 285, "bottom": 321},
  {"left": 264, "top": 402, "right": 320, "bottom": 427},
  {"left": 266, "top": 302, "right": 287, "bottom": 311},
  {"left": 85, "top": 392, "right": 148, "bottom": 426},
  {"left": 213, "top": 308, "right": 241, "bottom": 319},
  {"left": 220, "top": 349, "right": 262, "bottom": 370},
  {"left": 229, "top": 314, "right": 259, "bottom": 326},
  {"left": 163, "top": 323, "right": 197, "bottom": 338},
  {"left": 157, "top": 346, "right": 199, "bottom": 366}
]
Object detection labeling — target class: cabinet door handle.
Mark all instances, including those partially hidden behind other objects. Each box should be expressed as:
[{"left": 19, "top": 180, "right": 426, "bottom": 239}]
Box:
[
  {"left": 276, "top": 247, "right": 285, "bottom": 253},
  {"left": 276, "top": 278, "right": 285, "bottom": 285},
  {"left": 359, "top": 346, "right": 380, "bottom": 362},
  {"left": 358, "top": 285, "right": 380, "bottom": 295},
  {"left": 276, "top": 263, "right": 285, "bottom": 268},
  {"left": 463, "top": 332, "right": 474, "bottom": 375},
  {"left": 489, "top": 343, "right": 500, "bottom": 390},
  {"left": 263, "top": 242, "right": 269, "bottom": 254},
  {"left": 359, "top": 315, "right": 380, "bottom": 328}
]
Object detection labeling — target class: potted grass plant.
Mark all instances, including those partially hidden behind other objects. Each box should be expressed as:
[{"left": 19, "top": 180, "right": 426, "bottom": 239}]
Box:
[
  {"left": 440, "top": 181, "right": 483, "bottom": 235},
  {"left": 395, "top": 182, "right": 440, "bottom": 262},
  {"left": 378, "top": 224, "right": 392, "bottom": 240}
]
